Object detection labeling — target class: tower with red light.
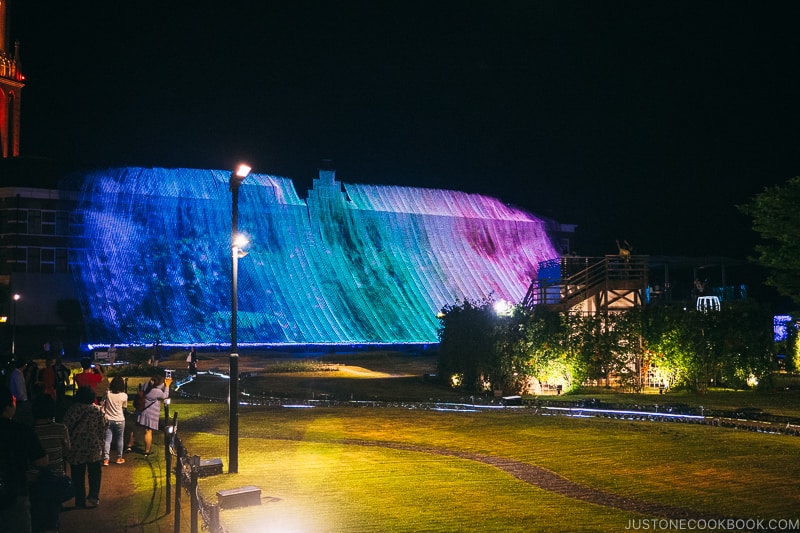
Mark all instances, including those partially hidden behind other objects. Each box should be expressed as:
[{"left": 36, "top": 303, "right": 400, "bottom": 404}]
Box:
[{"left": 0, "top": 0, "right": 23, "bottom": 158}]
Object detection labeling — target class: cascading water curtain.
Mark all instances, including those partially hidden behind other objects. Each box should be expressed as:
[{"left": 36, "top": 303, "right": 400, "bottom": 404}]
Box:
[{"left": 69, "top": 167, "right": 559, "bottom": 346}]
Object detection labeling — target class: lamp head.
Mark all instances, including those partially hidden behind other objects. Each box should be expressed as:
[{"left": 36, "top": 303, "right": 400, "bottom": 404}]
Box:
[
  {"left": 229, "top": 163, "right": 251, "bottom": 191},
  {"left": 234, "top": 164, "right": 251, "bottom": 178}
]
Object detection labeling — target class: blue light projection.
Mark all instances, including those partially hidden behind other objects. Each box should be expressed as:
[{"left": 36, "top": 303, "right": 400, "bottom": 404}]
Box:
[
  {"left": 68, "top": 167, "right": 559, "bottom": 346},
  {"left": 774, "top": 314, "right": 794, "bottom": 342}
]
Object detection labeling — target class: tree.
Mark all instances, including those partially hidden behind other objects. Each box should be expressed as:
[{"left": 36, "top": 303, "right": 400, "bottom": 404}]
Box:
[
  {"left": 517, "top": 306, "right": 573, "bottom": 393},
  {"left": 437, "top": 298, "right": 496, "bottom": 392},
  {"left": 492, "top": 307, "right": 535, "bottom": 394},
  {"left": 739, "top": 176, "right": 800, "bottom": 303},
  {"left": 640, "top": 305, "right": 690, "bottom": 389},
  {"left": 713, "top": 300, "right": 775, "bottom": 388},
  {"left": 613, "top": 308, "right": 651, "bottom": 393},
  {"left": 580, "top": 313, "right": 619, "bottom": 388}
]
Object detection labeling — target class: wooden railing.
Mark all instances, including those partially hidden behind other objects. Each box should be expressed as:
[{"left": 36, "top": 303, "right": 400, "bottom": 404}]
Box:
[{"left": 523, "top": 255, "right": 649, "bottom": 310}]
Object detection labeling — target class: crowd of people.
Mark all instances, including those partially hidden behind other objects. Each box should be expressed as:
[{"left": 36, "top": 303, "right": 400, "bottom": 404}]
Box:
[{"left": 0, "top": 346, "right": 179, "bottom": 533}]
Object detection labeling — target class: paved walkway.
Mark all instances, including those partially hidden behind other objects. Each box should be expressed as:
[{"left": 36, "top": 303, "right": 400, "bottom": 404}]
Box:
[{"left": 58, "top": 446, "right": 176, "bottom": 533}]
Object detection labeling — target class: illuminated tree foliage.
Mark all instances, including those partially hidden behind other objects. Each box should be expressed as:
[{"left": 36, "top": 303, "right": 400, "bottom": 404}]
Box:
[
  {"left": 613, "top": 308, "right": 647, "bottom": 392},
  {"left": 438, "top": 299, "right": 776, "bottom": 394},
  {"left": 582, "top": 313, "right": 619, "bottom": 389},
  {"left": 639, "top": 305, "right": 690, "bottom": 388},
  {"left": 740, "top": 176, "right": 800, "bottom": 303},
  {"left": 520, "top": 306, "right": 570, "bottom": 385}
]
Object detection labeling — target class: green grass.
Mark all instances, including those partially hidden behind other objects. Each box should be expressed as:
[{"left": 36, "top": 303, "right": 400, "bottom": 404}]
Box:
[
  {"left": 138, "top": 351, "right": 800, "bottom": 532},
  {"left": 172, "top": 401, "right": 800, "bottom": 533}
]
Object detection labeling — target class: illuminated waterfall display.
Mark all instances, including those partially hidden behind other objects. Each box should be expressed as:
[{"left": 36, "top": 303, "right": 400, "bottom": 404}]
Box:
[{"left": 69, "top": 167, "right": 559, "bottom": 346}]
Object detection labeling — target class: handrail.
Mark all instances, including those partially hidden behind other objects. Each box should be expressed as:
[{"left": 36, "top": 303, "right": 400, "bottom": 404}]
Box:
[{"left": 525, "top": 255, "right": 648, "bottom": 309}]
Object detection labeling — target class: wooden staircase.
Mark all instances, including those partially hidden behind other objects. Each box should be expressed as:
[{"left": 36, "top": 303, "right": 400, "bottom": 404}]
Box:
[{"left": 523, "top": 255, "right": 649, "bottom": 314}]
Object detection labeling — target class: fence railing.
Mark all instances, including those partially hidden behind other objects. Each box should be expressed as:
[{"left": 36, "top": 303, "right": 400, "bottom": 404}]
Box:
[
  {"left": 163, "top": 409, "right": 230, "bottom": 533},
  {"left": 524, "top": 255, "right": 649, "bottom": 309}
]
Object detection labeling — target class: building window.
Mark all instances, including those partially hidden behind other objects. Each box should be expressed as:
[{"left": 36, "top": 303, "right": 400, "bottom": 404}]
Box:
[
  {"left": 42, "top": 211, "right": 56, "bottom": 235},
  {"left": 7, "top": 208, "right": 26, "bottom": 234},
  {"left": 11, "top": 247, "right": 26, "bottom": 272},
  {"left": 56, "top": 248, "right": 69, "bottom": 273},
  {"left": 40, "top": 248, "right": 55, "bottom": 273},
  {"left": 27, "top": 247, "right": 40, "bottom": 273},
  {"left": 28, "top": 210, "right": 41, "bottom": 235},
  {"left": 56, "top": 211, "right": 69, "bottom": 235}
]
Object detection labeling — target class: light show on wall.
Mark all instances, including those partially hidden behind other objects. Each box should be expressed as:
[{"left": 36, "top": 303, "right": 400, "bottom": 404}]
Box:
[{"left": 67, "top": 167, "right": 559, "bottom": 346}]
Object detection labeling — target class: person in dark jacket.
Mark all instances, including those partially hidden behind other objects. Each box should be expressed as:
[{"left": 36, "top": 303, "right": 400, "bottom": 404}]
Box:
[{"left": 0, "top": 386, "right": 48, "bottom": 532}]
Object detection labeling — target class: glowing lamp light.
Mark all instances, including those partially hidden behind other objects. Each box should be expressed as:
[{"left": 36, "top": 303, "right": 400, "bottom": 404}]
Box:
[
  {"left": 234, "top": 164, "right": 251, "bottom": 179},
  {"left": 493, "top": 299, "right": 512, "bottom": 316}
]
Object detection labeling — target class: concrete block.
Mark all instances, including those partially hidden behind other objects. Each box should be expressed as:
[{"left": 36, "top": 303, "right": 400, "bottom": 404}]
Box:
[
  {"left": 217, "top": 486, "right": 261, "bottom": 509},
  {"left": 198, "top": 458, "right": 223, "bottom": 477}
]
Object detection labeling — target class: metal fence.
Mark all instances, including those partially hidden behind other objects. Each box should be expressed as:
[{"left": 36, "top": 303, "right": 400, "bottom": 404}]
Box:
[{"left": 163, "top": 410, "right": 230, "bottom": 533}]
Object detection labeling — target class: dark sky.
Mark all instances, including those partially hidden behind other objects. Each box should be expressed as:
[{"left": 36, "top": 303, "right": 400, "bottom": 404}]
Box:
[{"left": 10, "top": 1, "right": 800, "bottom": 258}]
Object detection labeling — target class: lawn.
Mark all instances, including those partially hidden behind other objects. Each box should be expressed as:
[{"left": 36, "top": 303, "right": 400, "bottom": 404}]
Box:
[
  {"left": 172, "top": 401, "right": 800, "bottom": 532},
  {"left": 157, "top": 350, "right": 800, "bottom": 532}
]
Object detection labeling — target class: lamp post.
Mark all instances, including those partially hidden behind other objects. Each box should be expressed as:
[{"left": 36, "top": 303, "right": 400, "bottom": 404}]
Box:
[
  {"left": 228, "top": 163, "right": 250, "bottom": 474},
  {"left": 11, "top": 293, "right": 20, "bottom": 358}
]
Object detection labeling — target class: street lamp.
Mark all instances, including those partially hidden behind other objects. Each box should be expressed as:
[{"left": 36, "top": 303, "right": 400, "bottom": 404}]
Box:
[
  {"left": 11, "top": 293, "right": 20, "bottom": 358},
  {"left": 228, "top": 163, "right": 250, "bottom": 474}
]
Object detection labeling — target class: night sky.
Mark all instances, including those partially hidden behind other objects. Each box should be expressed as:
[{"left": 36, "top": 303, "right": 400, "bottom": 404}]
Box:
[{"left": 10, "top": 1, "right": 800, "bottom": 259}]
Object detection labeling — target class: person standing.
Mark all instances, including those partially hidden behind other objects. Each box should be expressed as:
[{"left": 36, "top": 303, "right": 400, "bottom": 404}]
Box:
[
  {"left": 24, "top": 361, "right": 39, "bottom": 400},
  {"left": 73, "top": 358, "right": 104, "bottom": 395},
  {"left": 149, "top": 340, "right": 161, "bottom": 367},
  {"left": 93, "top": 365, "right": 109, "bottom": 404},
  {"left": 187, "top": 346, "right": 198, "bottom": 376},
  {"left": 9, "top": 359, "right": 32, "bottom": 426},
  {"left": 127, "top": 375, "right": 167, "bottom": 456},
  {"left": 62, "top": 386, "right": 105, "bottom": 508},
  {"left": 101, "top": 377, "right": 128, "bottom": 466},
  {"left": 36, "top": 357, "right": 57, "bottom": 401},
  {"left": 30, "top": 394, "right": 70, "bottom": 533},
  {"left": 107, "top": 344, "right": 117, "bottom": 365},
  {"left": 52, "top": 358, "right": 70, "bottom": 406},
  {"left": 0, "top": 386, "right": 49, "bottom": 533}
]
